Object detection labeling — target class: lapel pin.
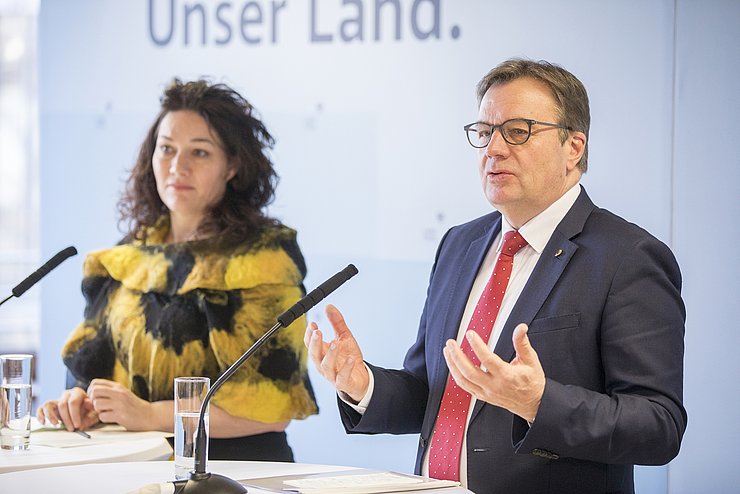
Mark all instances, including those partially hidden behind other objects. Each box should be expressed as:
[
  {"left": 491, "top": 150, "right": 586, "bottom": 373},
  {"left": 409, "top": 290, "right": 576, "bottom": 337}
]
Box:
[{"left": 554, "top": 249, "right": 563, "bottom": 257}]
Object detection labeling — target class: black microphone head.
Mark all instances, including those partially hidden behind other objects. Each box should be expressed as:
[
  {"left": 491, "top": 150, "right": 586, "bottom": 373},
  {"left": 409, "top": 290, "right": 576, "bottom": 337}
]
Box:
[
  {"left": 11, "top": 245, "right": 78, "bottom": 297},
  {"left": 59, "top": 246, "right": 78, "bottom": 257},
  {"left": 276, "top": 264, "right": 359, "bottom": 327},
  {"left": 345, "top": 264, "right": 359, "bottom": 277}
]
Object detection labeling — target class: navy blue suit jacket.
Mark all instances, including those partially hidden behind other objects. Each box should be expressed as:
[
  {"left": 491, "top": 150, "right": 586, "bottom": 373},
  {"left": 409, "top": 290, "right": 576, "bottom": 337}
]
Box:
[{"left": 339, "top": 189, "right": 687, "bottom": 494}]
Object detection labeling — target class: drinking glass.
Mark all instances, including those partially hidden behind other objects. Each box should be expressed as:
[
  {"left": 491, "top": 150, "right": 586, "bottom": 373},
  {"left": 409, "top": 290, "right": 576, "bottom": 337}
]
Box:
[
  {"left": 173, "top": 376, "right": 210, "bottom": 480},
  {"left": 1, "top": 354, "right": 33, "bottom": 450}
]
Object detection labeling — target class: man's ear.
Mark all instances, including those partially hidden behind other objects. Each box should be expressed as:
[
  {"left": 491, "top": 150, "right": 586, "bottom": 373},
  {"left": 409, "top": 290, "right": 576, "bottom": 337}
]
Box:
[{"left": 566, "top": 131, "right": 587, "bottom": 171}]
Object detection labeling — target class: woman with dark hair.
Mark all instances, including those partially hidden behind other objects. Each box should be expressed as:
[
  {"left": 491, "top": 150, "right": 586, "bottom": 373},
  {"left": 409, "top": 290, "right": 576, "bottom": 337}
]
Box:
[{"left": 37, "top": 79, "right": 317, "bottom": 462}]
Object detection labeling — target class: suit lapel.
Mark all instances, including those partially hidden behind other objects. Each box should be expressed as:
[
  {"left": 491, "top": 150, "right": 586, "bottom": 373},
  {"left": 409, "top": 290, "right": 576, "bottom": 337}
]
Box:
[
  {"left": 492, "top": 230, "right": 577, "bottom": 361},
  {"left": 425, "top": 215, "right": 501, "bottom": 428},
  {"left": 440, "top": 220, "right": 501, "bottom": 343},
  {"left": 470, "top": 188, "right": 597, "bottom": 420}
]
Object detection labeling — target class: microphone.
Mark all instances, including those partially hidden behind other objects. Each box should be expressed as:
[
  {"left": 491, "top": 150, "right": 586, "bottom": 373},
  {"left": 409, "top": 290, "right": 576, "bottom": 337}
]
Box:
[
  {"left": 173, "top": 264, "right": 359, "bottom": 494},
  {"left": 277, "top": 264, "right": 359, "bottom": 327},
  {"left": 0, "top": 246, "right": 78, "bottom": 307}
]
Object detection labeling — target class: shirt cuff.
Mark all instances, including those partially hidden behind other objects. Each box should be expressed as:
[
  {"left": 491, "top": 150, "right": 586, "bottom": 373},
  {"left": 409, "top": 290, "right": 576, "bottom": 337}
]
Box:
[{"left": 338, "top": 363, "right": 374, "bottom": 414}]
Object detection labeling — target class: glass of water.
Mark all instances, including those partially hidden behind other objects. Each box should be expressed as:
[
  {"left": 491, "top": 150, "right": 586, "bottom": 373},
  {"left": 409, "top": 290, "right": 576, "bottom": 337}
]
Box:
[
  {"left": 174, "top": 376, "right": 210, "bottom": 480},
  {"left": 1, "top": 354, "right": 33, "bottom": 450}
]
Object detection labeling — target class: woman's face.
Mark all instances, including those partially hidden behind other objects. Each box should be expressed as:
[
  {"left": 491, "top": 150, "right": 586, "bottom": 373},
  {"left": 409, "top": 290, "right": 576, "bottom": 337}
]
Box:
[{"left": 152, "top": 110, "right": 236, "bottom": 225}]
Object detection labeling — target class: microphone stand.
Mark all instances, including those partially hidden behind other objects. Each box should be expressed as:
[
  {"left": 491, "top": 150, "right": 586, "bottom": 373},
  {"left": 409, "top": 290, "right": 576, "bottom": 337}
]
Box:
[
  {"left": 175, "top": 264, "right": 358, "bottom": 494},
  {"left": 179, "top": 321, "right": 284, "bottom": 493}
]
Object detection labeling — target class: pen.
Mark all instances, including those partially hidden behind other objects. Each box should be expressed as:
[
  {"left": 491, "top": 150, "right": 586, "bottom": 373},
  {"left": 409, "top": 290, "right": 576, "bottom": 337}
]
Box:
[{"left": 74, "top": 429, "right": 91, "bottom": 439}]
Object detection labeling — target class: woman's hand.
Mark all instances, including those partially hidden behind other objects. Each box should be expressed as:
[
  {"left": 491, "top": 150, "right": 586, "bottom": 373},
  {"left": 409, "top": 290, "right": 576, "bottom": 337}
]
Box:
[
  {"left": 87, "top": 379, "right": 154, "bottom": 431},
  {"left": 36, "top": 387, "right": 100, "bottom": 431}
]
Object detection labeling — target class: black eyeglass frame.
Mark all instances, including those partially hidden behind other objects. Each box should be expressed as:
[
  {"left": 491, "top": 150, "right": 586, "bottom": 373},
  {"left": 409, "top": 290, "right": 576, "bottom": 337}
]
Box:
[{"left": 463, "top": 118, "right": 574, "bottom": 147}]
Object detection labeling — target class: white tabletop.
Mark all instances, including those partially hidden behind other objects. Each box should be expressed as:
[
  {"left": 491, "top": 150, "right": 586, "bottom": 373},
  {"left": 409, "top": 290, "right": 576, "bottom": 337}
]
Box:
[
  {"left": 0, "top": 435, "right": 172, "bottom": 474},
  {"left": 0, "top": 460, "right": 473, "bottom": 493}
]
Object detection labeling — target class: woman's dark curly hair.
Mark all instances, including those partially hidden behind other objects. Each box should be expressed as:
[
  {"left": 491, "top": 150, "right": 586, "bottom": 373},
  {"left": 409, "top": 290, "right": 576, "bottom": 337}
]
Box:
[{"left": 118, "top": 79, "right": 279, "bottom": 242}]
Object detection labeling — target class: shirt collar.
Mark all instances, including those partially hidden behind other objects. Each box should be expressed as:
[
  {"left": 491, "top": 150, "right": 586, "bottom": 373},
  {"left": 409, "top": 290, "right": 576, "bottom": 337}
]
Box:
[{"left": 498, "top": 184, "right": 581, "bottom": 254}]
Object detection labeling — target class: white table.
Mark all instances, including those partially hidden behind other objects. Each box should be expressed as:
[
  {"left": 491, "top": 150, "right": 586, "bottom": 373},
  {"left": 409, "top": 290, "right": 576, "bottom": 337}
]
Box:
[
  {"left": 0, "top": 460, "right": 473, "bottom": 493},
  {"left": 0, "top": 436, "right": 172, "bottom": 473}
]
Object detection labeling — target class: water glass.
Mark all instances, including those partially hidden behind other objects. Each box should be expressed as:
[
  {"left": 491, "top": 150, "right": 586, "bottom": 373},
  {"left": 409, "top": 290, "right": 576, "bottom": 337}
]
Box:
[
  {"left": 1, "top": 354, "right": 33, "bottom": 450},
  {"left": 174, "top": 376, "right": 210, "bottom": 480}
]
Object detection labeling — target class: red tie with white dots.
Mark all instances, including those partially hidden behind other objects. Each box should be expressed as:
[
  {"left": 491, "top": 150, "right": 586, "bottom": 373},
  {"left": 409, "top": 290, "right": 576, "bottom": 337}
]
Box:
[{"left": 428, "top": 230, "right": 528, "bottom": 482}]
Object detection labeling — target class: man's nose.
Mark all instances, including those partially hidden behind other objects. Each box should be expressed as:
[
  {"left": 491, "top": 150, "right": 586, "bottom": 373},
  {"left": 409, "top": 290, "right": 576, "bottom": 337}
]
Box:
[{"left": 484, "top": 128, "right": 508, "bottom": 158}]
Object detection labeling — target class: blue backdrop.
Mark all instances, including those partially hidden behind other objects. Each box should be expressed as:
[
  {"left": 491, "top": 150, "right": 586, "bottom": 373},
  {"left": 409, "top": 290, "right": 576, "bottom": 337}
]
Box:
[{"left": 37, "top": 1, "right": 740, "bottom": 492}]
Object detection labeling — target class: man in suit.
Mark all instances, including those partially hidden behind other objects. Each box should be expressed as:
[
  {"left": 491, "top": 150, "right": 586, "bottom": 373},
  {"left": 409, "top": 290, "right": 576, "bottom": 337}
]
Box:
[{"left": 304, "top": 58, "right": 686, "bottom": 494}]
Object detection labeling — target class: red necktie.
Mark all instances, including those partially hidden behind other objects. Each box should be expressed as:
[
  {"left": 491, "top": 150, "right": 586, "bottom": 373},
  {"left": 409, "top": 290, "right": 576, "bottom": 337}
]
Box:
[{"left": 428, "top": 230, "right": 528, "bottom": 482}]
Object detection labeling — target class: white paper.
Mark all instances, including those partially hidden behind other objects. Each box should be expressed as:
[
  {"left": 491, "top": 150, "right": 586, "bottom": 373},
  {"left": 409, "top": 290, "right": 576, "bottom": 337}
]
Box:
[
  {"left": 272, "top": 471, "right": 459, "bottom": 494},
  {"left": 285, "top": 472, "right": 424, "bottom": 489},
  {"left": 30, "top": 419, "right": 173, "bottom": 448}
]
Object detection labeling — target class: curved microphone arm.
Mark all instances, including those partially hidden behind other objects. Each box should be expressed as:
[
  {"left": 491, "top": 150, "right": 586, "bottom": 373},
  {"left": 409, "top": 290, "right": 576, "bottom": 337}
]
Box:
[
  {"left": 181, "top": 264, "right": 359, "bottom": 493},
  {"left": 190, "top": 320, "right": 283, "bottom": 477}
]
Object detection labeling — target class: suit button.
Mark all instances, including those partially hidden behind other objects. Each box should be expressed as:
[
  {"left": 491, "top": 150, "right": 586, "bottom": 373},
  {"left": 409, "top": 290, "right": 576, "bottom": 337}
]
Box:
[{"left": 420, "top": 437, "right": 426, "bottom": 448}]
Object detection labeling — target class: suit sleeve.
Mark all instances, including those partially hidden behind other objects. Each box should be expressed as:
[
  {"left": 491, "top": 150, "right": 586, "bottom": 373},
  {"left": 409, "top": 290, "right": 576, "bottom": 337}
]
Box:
[
  {"left": 338, "top": 228, "right": 455, "bottom": 435},
  {"left": 339, "top": 362, "right": 428, "bottom": 434},
  {"left": 514, "top": 235, "right": 687, "bottom": 465}
]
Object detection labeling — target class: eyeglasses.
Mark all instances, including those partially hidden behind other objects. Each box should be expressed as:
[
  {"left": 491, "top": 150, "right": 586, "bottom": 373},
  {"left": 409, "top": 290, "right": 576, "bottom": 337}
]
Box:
[{"left": 463, "top": 118, "right": 573, "bottom": 147}]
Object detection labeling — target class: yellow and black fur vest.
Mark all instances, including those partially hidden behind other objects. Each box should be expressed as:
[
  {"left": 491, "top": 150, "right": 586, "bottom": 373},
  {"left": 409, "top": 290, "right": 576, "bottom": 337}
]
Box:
[{"left": 62, "top": 222, "right": 318, "bottom": 423}]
